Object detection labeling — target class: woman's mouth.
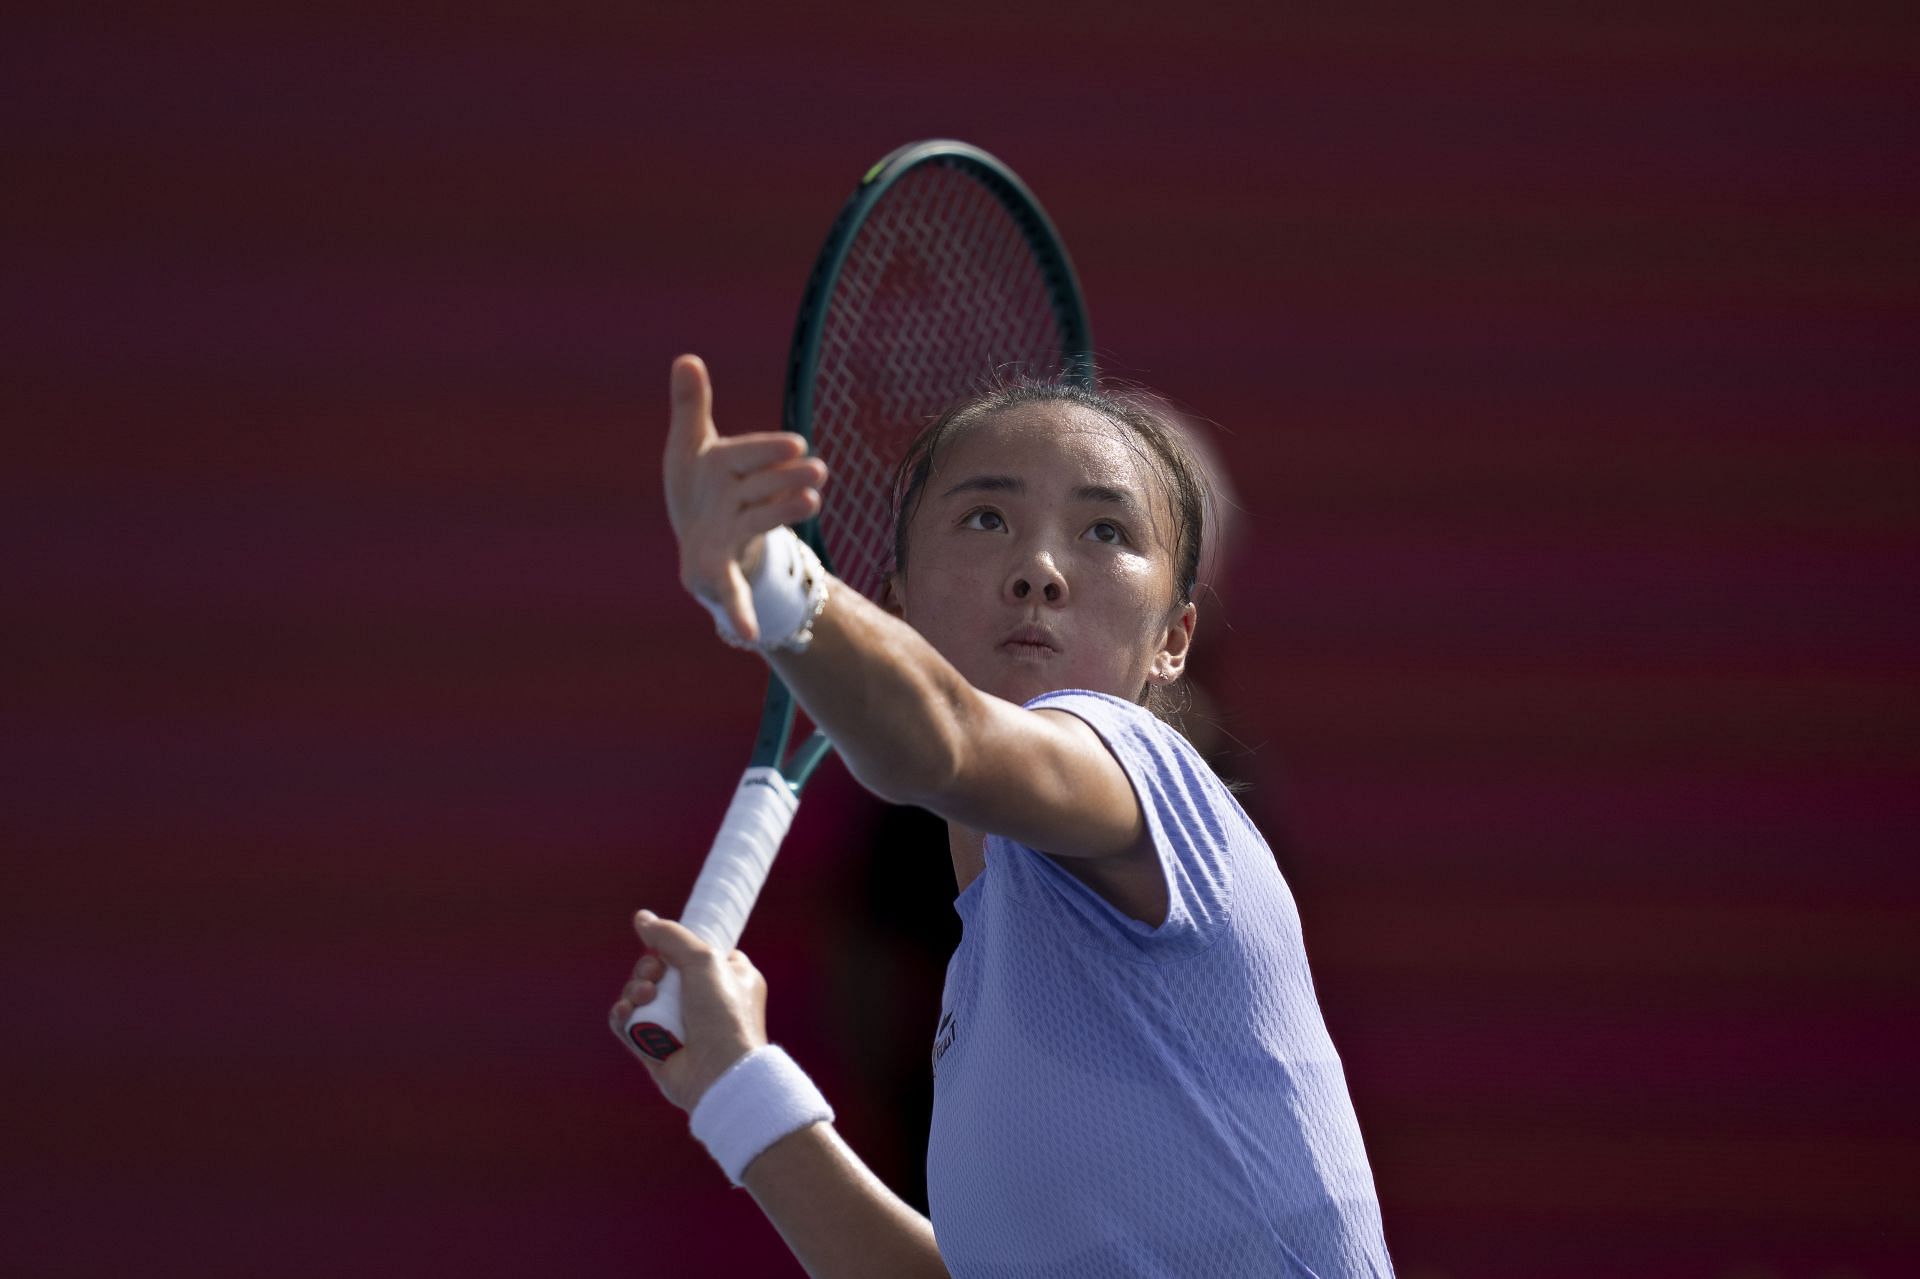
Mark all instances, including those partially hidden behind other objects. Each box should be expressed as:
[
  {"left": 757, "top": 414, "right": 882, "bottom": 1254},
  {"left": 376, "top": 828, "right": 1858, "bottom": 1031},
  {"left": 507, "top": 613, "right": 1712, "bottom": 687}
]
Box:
[{"left": 999, "top": 625, "right": 1060, "bottom": 657}]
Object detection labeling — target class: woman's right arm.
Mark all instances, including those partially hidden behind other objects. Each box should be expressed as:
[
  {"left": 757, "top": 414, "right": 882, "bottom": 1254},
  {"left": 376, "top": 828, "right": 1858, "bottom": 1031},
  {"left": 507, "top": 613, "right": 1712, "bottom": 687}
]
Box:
[
  {"left": 611, "top": 913, "right": 949, "bottom": 1279},
  {"left": 740, "top": 1122, "right": 948, "bottom": 1279}
]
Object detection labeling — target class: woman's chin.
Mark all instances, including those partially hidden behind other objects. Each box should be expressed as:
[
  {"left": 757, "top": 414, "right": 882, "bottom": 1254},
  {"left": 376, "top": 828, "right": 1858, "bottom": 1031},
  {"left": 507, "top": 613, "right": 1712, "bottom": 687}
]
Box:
[
  {"left": 988, "top": 670, "right": 1084, "bottom": 707},
  {"left": 968, "top": 650, "right": 1122, "bottom": 706}
]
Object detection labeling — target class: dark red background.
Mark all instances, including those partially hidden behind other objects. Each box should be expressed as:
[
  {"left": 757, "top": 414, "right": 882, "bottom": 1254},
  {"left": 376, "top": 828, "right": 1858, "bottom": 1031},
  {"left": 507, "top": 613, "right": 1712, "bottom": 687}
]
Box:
[{"left": 7, "top": 4, "right": 1916, "bottom": 1276}]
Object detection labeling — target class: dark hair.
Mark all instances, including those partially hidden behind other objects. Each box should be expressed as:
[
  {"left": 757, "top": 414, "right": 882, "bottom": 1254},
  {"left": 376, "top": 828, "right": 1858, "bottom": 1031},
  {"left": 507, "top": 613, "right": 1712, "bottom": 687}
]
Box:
[{"left": 889, "top": 380, "right": 1215, "bottom": 715}]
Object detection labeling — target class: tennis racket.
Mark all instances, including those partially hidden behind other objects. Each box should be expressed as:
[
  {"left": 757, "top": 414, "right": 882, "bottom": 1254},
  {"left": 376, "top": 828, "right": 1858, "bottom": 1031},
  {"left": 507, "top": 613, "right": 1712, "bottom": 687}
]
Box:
[{"left": 626, "top": 138, "right": 1094, "bottom": 1060}]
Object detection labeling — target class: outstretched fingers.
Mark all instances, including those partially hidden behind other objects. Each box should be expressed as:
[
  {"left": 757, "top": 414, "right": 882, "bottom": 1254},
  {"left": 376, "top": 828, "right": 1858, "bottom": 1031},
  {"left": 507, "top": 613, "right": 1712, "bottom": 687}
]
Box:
[
  {"left": 710, "top": 431, "right": 810, "bottom": 474},
  {"left": 665, "top": 356, "right": 809, "bottom": 476},
  {"left": 736, "top": 490, "right": 821, "bottom": 542},
  {"left": 661, "top": 354, "right": 829, "bottom": 647},
  {"left": 665, "top": 354, "right": 716, "bottom": 462},
  {"left": 732, "top": 454, "right": 825, "bottom": 506}
]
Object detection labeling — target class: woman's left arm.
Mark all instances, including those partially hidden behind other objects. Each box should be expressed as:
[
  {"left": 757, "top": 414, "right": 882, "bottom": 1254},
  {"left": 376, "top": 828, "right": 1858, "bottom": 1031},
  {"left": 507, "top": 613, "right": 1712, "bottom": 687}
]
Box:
[
  {"left": 663, "top": 353, "right": 1144, "bottom": 864},
  {"left": 766, "top": 589, "right": 1145, "bottom": 863}
]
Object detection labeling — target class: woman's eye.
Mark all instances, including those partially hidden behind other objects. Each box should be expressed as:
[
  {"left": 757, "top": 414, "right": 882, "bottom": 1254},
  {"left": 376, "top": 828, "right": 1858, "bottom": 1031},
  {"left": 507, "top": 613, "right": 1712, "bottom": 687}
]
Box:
[
  {"left": 962, "top": 509, "right": 1006, "bottom": 532},
  {"left": 1086, "top": 520, "right": 1125, "bottom": 544}
]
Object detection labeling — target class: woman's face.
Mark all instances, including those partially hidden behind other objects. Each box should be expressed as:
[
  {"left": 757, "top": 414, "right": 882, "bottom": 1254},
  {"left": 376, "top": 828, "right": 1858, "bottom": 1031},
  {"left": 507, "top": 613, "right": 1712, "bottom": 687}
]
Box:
[{"left": 890, "top": 402, "right": 1196, "bottom": 708}]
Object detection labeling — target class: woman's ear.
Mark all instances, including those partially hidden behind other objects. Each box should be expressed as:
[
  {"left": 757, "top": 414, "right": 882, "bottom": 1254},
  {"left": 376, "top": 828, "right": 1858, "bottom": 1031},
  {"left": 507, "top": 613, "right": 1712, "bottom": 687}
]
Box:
[
  {"left": 881, "top": 573, "right": 907, "bottom": 619},
  {"left": 1151, "top": 601, "right": 1197, "bottom": 684}
]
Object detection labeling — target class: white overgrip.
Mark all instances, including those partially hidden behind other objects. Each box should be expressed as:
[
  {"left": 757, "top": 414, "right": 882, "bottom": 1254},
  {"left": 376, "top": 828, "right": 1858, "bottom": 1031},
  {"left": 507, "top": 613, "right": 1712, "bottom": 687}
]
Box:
[
  {"left": 681, "top": 766, "right": 800, "bottom": 951},
  {"left": 624, "top": 766, "right": 799, "bottom": 1059}
]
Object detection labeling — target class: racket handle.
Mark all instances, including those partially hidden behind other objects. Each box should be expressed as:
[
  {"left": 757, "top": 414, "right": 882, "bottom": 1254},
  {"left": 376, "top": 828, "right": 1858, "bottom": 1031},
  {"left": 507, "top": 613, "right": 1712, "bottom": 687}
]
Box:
[{"left": 625, "top": 766, "right": 799, "bottom": 1061}]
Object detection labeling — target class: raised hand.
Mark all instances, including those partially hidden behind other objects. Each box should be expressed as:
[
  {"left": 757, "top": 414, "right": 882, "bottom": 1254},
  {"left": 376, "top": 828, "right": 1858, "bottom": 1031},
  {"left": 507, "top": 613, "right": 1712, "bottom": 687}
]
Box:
[{"left": 663, "top": 355, "right": 828, "bottom": 642}]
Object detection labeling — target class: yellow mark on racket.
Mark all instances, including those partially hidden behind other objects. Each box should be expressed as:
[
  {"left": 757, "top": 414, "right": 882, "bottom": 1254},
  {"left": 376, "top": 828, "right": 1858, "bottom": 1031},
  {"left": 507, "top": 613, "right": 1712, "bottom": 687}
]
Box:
[{"left": 862, "top": 160, "right": 887, "bottom": 184}]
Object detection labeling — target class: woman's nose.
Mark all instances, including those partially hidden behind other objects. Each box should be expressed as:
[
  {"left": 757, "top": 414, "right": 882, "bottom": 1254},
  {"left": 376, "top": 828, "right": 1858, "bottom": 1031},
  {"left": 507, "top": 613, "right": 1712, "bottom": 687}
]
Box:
[{"left": 1007, "top": 553, "right": 1067, "bottom": 604}]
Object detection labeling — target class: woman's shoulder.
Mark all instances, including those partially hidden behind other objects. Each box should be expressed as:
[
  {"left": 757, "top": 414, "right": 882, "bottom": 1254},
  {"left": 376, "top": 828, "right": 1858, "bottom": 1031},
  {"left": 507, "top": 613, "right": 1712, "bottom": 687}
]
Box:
[
  {"left": 1013, "top": 688, "right": 1259, "bottom": 953},
  {"left": 1023, "top": 689, "right": 1220, "bottom": 792}
]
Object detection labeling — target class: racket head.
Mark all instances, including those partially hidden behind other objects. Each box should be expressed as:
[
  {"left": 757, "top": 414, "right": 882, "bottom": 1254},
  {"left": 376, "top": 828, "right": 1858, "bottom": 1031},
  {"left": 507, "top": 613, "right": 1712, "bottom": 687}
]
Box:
[{"left": 783, "top": 139, "right": 1096, "bottom": 609}]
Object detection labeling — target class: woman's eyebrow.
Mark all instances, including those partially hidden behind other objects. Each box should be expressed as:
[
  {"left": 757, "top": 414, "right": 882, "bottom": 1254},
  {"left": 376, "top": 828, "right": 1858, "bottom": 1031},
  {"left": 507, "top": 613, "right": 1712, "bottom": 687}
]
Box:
[
  {"left": 1072, "top": 483, "right": 1140, "bottom": 511},
  {"left": 936, "top": 476, "right": 1141, "bottom": 514},
  {"left": 939, "top": 475, "right": 1024, "bottom": 499}
]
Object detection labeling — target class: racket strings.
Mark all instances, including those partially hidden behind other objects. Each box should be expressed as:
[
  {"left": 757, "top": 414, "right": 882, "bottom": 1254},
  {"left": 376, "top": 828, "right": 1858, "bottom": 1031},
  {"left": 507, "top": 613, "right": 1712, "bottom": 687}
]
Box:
[{"left": 811, "top": 162, "right": 1077, "bottom": 604}]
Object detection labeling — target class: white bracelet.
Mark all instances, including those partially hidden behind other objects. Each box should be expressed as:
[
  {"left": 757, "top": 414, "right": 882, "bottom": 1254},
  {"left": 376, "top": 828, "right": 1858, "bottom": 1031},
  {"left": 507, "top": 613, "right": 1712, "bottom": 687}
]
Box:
[
  {"left": 704, "top": 526, "right": 830, "bottom": 654},
  {"left": 688, "top": 1044, "right": 834, "bottom": 1185}
]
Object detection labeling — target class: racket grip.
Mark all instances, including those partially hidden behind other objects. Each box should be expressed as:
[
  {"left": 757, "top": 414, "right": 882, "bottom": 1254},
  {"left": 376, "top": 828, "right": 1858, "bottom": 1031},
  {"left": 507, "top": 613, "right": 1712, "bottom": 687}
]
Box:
[{"left": 625, "top": 766, "right": 799, "bottom": 1061}]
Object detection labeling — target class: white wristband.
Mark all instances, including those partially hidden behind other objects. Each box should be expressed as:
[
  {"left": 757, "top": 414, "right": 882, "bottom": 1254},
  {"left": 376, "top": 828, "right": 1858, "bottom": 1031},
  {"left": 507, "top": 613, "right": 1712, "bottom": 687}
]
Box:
[
  {"left": 688, "top": 1044, "right": 833, "bottom": 1185},
  {"left": 705, "top": 526, "right": 829, "bottom": 653}
]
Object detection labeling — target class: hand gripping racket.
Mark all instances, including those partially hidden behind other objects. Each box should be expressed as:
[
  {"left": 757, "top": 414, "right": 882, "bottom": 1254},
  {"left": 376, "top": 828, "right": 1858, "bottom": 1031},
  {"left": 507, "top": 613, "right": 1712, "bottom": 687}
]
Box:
[{"left": 626, "top": 139, "right": 1094, "bottom": 1060}]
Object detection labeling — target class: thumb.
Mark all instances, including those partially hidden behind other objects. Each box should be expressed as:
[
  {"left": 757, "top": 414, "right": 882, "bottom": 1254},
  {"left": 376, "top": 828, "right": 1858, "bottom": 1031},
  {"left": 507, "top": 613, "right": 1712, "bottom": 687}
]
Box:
[
  {"left": 666, "top": 354, "right": 716, "bottom": 459},
  {"left": 716, "top": 559, "right": 758, "bottom": 644},
  {"left": 633, "top": 910, "right": 719, "bottom": 968}
]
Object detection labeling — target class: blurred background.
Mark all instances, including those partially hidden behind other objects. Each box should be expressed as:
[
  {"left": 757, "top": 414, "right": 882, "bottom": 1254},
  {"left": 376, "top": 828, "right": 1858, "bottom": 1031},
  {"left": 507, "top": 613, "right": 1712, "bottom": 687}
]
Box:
[{"left": 6, "top": 2, "right": 1916, "bottom": 1276}]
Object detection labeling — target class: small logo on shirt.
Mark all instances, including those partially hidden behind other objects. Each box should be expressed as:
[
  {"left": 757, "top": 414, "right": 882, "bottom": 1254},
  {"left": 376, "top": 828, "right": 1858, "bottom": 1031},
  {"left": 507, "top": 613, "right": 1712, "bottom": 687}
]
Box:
[{"left": 932, "top": 1009, "right": 957, "bottom": 1074}]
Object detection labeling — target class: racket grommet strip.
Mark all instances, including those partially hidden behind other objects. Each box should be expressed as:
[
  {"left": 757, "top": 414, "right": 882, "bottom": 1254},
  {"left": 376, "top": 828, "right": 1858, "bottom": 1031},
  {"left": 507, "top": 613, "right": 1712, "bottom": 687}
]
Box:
[
  {"left": 711, "top": 526, "right": 831, "bottom": 654},
  {"left": 688, "top": 1044, "right": 834, "bottom": 1185}
]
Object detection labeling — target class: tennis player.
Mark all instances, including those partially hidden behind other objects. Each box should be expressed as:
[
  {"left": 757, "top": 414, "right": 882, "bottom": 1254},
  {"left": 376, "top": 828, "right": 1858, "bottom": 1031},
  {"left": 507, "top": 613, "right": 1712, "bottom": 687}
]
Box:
[{"left": 612, "top": 354, "right": 1396, "bottom": 1278}]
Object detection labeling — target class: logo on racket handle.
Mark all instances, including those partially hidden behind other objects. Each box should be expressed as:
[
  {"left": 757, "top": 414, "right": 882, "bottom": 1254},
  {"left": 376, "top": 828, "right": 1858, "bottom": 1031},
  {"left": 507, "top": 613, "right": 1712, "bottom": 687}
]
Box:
[
  {"left": 624, "top": 966, "right": 691, "bottom": 1061},
  {"left": 628, "top": 1022, "right": 683, "bottom": 1061}
]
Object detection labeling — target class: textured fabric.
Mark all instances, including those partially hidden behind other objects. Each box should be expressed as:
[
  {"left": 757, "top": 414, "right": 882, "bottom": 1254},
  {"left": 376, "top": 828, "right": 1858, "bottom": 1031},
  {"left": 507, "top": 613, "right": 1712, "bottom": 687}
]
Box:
[{"left": 925, "top": 690, "right": 1395, "bottom": 1279}]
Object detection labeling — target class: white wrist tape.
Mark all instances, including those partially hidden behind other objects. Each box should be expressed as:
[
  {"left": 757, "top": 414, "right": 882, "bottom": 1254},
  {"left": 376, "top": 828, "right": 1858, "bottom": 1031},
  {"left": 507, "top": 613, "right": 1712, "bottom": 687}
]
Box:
[
  {"left": 706, "top": 526, "right": 830, "bottom": 653},
  {"left": 688, "top": 1044, "right": 833, "bottom": 1185}
]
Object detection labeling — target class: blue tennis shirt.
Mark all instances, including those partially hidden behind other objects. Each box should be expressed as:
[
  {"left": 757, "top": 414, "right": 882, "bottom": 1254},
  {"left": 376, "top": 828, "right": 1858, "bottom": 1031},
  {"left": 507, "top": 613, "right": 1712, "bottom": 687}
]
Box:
[{"left": 925, "top": 690, "right": 1395, "bottom": 1278}]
